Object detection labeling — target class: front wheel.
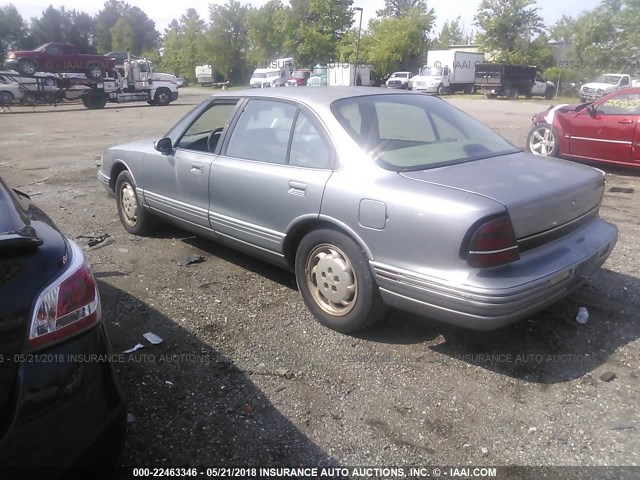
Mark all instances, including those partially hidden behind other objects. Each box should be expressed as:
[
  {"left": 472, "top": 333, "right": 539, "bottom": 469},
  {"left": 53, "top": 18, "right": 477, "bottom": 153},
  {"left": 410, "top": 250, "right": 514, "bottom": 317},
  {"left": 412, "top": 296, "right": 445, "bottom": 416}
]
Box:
[
  {"left": 154, "top": 88, "right": 171, "bottom": 106},
  {"left": 0, "top": 91, "right": 14, "bottom": 105},
  {"left": 544, "top": 87, "right": 554, "bottom": 100},
  {"left": 295, "top": 229, "right": 385, "bottom": 333},
  {"left": 115, "top": 171, "right": 156, "bottom": 235},
  {"left": 526, "top": 122, "right": 559, "bottom": 157},
  {"left": 436, "top": 84, "right": 444, "bottom": 96}
]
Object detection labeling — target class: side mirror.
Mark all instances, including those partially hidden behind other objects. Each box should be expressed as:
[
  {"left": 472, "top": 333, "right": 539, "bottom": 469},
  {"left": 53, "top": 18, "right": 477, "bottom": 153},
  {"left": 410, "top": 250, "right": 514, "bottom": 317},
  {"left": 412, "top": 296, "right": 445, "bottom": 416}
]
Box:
[{"left": 154, "top": 137, "right": 173, "bottom": 155}]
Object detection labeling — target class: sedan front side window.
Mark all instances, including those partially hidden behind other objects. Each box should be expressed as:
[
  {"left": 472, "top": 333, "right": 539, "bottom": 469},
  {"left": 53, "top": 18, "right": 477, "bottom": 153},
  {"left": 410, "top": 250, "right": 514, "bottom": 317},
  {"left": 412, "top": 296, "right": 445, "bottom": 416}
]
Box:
[
  {"left": 177, "top": 101, "right": 239, "bottom": 153},
  {"left": 226, "top": 99, "right": 297, "bottom": 164}
]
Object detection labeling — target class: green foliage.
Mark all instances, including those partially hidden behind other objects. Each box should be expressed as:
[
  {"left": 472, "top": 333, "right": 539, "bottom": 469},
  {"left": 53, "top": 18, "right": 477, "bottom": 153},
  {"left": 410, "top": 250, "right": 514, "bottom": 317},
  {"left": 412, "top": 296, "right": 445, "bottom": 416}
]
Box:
[
  {"left": 207, "top": 0, "right": 251, "bottom": 83},
  {"left": 246, "top": 0, "right": 289, "bottom": 65},
  {"left": 0, "top": 4, "right": 28, "bottom": 63},
  {"left": 159, "top": 10, "right": 208, "bottom": 79},
  {"left": 376, "top": 0, "right": 431, "bottom": 18},
  {"left": 434, "top": 17, "right": 465, "bottom": 48},
  {"left": 474, "top": 0, "right": 544, "bottom": 62},
  {"left": 95, "top": 0, "right": 159, "bottom": 54}
]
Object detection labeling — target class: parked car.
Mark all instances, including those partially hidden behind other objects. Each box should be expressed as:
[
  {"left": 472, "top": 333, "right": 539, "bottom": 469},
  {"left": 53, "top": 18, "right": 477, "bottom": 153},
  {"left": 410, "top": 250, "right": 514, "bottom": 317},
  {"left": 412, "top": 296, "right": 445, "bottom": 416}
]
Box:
[
  {"left": 0, "top": 176, "right": 126, "bottom": 472},
  {"left": 579, "top": 73, "right": 632, "bottom": 102},
  {"left": 527, "top": 87, "right": 640, "bottom": 168},
  {"left": 5, "top": 43, "right": 116, "bottom": 80},
  {"left": 286, "top": 69, "right": 312, "bottom": 87},
  {"left": 307, "top": 65, "right": 327, "bottom": 87},
  {"left": 98, "top": 88, "right": 617, "bottom": 333},
  {"left": 0, "top": 72, "right": 61, "bottom": 105},
  {"left": 385, "top": 71, "right": 413, "bottom": 89},
  {"left": 176, "top": 77, "right": 189, "bottom": 88}
]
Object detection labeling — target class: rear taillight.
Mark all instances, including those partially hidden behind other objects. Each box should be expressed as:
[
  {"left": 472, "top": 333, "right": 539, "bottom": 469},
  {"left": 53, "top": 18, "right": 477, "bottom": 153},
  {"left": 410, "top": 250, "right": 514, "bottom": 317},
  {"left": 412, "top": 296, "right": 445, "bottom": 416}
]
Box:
[
  {"left": 466, "top": 215, "right": 520, "bottom": 268},
  {"left": 28, "top": 241, "right": 100, "bottom": 350}
]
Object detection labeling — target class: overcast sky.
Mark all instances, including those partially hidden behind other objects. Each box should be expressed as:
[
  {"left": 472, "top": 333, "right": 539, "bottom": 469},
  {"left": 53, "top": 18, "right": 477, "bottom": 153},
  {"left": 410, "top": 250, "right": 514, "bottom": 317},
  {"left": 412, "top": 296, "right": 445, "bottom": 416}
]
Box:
[{"left": 10, "top": 0, "right": 599, "bottom": 35}]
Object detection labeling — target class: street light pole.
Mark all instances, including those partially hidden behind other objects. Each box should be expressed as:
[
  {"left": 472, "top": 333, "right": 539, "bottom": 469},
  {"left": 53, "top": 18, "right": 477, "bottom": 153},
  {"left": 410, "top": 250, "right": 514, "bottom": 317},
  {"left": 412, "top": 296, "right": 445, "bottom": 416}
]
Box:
[
  {"left": 219, "top": 34, "right": 226, "bottom": 85},
  {"left": 353, "top": 7, "right": 363, "bottom": 86}
]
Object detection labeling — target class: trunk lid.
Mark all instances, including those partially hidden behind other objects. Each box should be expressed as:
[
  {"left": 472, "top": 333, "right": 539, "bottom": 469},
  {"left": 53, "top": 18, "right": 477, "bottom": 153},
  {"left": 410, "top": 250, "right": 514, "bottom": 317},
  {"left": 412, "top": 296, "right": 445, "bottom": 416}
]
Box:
[
  {"left": 399, "top": 152, "right": 605, "bottom": 239},
  {"left": 0, "top": 180, "right": 68, "bottom": 419}
]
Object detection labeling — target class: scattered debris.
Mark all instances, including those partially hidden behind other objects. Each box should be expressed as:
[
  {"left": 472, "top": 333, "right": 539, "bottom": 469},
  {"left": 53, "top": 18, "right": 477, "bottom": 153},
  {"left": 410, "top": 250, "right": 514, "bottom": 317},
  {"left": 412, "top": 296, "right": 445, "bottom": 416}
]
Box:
[
  {"left": 123, "top": 343, "right": 144, "bottom": 354},
  {"left": 576, "top": 307, "right": 589, "bottom": 324},
  {"left": 127, "top": 413, "right": 136, "bottom": 423},
  {"left": 239, "top": 404, "right": 254, "bottom": 414},
  {"left": 284, "top": 319, "right": 294, "bottom": 327},
  {"left": 481, "top": 446, "right": 489, "bottom": 455},
  {"left": 275, "top": 386, "right": 286, "bottom": 393},
  {"left": 177, "top": 254, "right": 205, "bottom": 266},
  {"left": 165, "top": 380, "right": 174, "bottom": 386},
  {"left": 609, "top": 186, "right": 634, "bottom": 194},
  {"left": 17, "top": 176, "right": 50, "bottom": 188},
  {"left": 528, "top": 426, "right": 537, "bottom": 433},
  {"left": 143, "top": 332, "right": 163, "bottom": 345},
  {"left": 463, "top": 443, "right": 471, "bottom": 448},
  {"left": 276, "top": 368, "right": 292, "bottom": 378},
  {"left": 610, "top": 423, "right": 636, "bottom": 431},
  {"left": 600, "top": 371, "right": 616, "bottom": 383}
]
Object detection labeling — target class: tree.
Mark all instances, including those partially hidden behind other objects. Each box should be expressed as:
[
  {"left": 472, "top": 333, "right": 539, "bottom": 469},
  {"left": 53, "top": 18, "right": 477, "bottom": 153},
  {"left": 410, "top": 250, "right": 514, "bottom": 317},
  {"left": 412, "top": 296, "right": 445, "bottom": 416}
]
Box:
[
  {"left": 207, "top": 0, "right": 251, "bottom": 83},
  {"left": 95, "top": 0, "right": 158, "bottom": 54},
  {"left": 27, "top": 6, "right": 96, "bottom": 52},
  {"left": 474, "top": 0, "right": 544, "bottom": 61},
  {"left": 286, "top": 0, "right": 355, "bottom": 66},
  {"left": 376, "top": 0, "right": 430, "bottom": 18},
  {"left": 435, "top": 17, "right": 465, "bottom": 48},
  {"left": 160, "top": 9, "right": 208, "bottom": 79},
  {"left": 246, "top": 0, "right": 289, "bottom": 64},
  {"left": 0, "top": 4, "right": 28, "bottom": 62}
]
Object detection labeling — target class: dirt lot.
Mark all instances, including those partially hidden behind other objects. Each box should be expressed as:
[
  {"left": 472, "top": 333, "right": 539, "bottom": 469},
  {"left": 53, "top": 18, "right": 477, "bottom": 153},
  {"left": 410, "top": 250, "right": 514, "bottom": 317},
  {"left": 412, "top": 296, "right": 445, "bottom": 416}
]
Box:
[{"left": 1, "top": 89, "right": 639, "bottom": 477}]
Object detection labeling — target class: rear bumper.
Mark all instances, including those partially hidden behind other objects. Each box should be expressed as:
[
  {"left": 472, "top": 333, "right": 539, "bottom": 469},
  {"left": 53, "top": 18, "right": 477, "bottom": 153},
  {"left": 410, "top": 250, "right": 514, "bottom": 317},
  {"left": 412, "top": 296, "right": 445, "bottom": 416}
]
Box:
[
  {"left": 374, "top": 218, "right": 618, "bottom": 330},
  {"left": 0, "top": 322, "right": 126, "bottom": 471}
]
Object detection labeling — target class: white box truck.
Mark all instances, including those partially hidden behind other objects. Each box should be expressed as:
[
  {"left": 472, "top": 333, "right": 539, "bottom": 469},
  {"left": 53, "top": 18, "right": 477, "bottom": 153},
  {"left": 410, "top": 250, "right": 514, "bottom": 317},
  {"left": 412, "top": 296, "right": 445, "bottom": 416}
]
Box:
[
  {"left": 410, "top": 50, "right": 484, "bottom": 95},
  {"left": 327, "top": 63, "right": 372, "bottom": 86}
]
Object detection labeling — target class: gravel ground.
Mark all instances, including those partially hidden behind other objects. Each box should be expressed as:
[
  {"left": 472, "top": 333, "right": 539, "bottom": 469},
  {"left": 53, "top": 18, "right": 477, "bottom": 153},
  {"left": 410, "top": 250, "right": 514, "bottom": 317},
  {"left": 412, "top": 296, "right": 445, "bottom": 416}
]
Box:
[{"left": 1, "top": 89, "right": 638, "bottom": 478}]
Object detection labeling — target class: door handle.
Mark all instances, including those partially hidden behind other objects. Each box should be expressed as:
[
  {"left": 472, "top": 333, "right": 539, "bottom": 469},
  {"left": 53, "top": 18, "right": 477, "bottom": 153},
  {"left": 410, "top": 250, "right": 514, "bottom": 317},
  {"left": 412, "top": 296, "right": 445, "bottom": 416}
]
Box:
[
  {"left": 618, "top": 119, "right": 634, "bottom": 124},
  {"left": 288, "top": 181, "right": 307, "bottom": 196},
  {"left": 191, "top": 163, "right": 203, "bottom": 174}
]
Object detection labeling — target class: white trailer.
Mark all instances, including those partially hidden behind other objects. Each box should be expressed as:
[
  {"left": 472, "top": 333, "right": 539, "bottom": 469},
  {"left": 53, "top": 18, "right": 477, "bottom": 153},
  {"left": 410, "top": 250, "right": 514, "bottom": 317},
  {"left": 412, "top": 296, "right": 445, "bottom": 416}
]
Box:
[
  {"left": 327, "top": 63, "right": 372, "bottom": 86},
  {"left": 195, "top": 64, "right": 213, "bottom": 84},
  {"left": 411, "top": 50, "right": 484, "bottom": 94}
]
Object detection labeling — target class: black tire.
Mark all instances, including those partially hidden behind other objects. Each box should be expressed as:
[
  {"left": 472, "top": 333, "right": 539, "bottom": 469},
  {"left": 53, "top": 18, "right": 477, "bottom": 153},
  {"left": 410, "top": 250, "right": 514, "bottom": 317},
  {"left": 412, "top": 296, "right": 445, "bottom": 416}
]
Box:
[
  {"left": 436, "top": 84, "right": 444, "bottom": 96},
  {"left": 84, "top": 90, "right": 107, "bottom": 109},
  {"left": 43, "top": 76, "right": 57, "bottom": 87},
  {"left": 154, "top": 88, "right": 171, "bottom": 106},
  {"left": 86, "top": 63, "right": 105, "bottom": 80},
  {"left": 544, "top": 87, "right": 554, "bottom": 100},
  {"left": 147, "top": 100, "right": 156, "bottom": 106},
  {"left": 17, "top": 58, "right": 37, "bottom": 76},
  {"left": 526, "top": 122, "right": 559, "bottom": 157},
  {"left": 115, "top": 170, "right": 155, "bottom": 236},
  {"left": 507, "top": 87, "right": 519, "bottom": 100},
  {"left": 0, "top": 91, "right": 14, "bottom": 105},
  {"left": 295, "top": 228, "right": 386, "bottom": 333},
  {"left": 22, "top": 93, "right": 36, "bottom": 106}
]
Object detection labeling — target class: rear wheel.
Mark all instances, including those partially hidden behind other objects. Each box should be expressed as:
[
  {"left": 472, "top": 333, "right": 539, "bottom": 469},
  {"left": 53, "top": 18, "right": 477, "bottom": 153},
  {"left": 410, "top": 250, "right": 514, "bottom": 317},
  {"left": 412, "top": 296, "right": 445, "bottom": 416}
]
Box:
[
  {"left": 544, "top": 87, "right": 554, "bottom": 100},
  {"left": 22, "top": 92, "right": 36, "bottom": 106},
  {"left": 17, "top": 59, "right": 37, "bottom": 76},
  {"left": 86, "top": 63, "right": 105, "bottom": 80},
  {"left": 115, "top": 171, "right": 155, "bottom": 235},
  {"left": 43, "top": 76, "right": 57, "bottom": 87},
  {"left": 295, "top": 229, "right": 385, "bottom": 333},
  {"left": 507, "top": 87, "right": 519, "bottom": 100},
  {"left": 526, "top": 122, "right": 559, "bottom": 157}
]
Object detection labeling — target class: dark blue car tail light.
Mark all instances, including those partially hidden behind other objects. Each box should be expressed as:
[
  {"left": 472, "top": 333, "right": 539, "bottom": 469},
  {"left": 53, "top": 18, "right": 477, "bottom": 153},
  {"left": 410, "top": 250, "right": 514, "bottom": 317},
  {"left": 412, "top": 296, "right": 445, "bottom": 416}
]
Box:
[
  {"left": 28, "top": 241, "right": 100, "bottom": 350},
  {"left": 467, "top": 215, "right": 520, "bottom": 268}
]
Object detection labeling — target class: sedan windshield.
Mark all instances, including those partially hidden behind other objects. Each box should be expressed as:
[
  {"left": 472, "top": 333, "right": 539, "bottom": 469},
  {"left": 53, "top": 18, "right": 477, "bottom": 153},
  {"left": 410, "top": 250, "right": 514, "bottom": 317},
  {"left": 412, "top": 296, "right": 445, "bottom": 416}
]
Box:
[{"left": 331, "top": 94, "right": 518, "bottom": 171}]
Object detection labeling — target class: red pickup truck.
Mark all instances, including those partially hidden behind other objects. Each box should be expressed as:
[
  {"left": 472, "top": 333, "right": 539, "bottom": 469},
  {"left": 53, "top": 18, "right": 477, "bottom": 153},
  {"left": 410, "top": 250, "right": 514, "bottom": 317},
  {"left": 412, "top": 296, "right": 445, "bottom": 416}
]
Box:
[{"left": 5, "top": 43, "right": 116, "bottom": 80}]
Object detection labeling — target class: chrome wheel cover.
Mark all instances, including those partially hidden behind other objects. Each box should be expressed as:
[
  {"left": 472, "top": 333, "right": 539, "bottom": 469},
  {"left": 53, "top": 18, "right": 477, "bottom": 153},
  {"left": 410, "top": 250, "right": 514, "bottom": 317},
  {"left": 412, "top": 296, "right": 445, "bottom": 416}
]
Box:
[
  {"left": 305, "top": 243, "right": 358, "bottom": 316},
  {"left": 529, "top": 126, "right": 556, "bottom": 156},
  {"left": 120, "top": 182, "right": 138, "bottom": 226}
]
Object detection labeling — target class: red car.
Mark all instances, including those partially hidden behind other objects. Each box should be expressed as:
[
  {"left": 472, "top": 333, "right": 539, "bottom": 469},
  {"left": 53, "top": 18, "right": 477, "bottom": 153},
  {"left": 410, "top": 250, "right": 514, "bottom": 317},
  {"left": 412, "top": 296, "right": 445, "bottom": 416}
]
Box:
[
  {"left": 5, "top": 42, "right": 116, "bottom": 80},
  {"left": 527, "top": 87, "right": 640, "bottom": 168},
  {"left": 285, "top": 69, "right": 312, "bottom": 86}
]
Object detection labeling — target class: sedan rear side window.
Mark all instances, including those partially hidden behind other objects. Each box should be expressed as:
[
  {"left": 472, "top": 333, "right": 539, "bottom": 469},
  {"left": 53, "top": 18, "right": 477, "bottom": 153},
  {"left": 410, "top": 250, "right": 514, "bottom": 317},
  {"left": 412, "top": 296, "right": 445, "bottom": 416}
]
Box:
[{"left": 226, "top": 99, "right": 297, "bottom": 164}]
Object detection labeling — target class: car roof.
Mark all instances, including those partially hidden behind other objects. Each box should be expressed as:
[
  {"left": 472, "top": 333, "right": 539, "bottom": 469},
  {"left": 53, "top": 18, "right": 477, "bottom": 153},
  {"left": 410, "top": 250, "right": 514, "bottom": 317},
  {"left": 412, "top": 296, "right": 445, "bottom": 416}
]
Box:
[{"left": 209, "top": 87, "right": 418, "bottom": 108}]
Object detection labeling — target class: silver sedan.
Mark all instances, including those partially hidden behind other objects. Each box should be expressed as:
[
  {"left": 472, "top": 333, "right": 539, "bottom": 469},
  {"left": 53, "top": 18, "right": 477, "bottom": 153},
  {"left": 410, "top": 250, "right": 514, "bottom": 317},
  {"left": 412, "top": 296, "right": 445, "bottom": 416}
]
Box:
[{"left": 98, "top": 88, "right": 618, "bottom": 333}]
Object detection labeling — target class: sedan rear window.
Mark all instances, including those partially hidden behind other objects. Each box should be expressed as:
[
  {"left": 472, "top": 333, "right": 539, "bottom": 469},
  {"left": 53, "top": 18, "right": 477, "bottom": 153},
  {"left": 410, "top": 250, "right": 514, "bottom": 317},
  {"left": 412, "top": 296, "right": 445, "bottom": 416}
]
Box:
[{"left": 331, "top": 94, "right": 518, "bottom": 171}]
